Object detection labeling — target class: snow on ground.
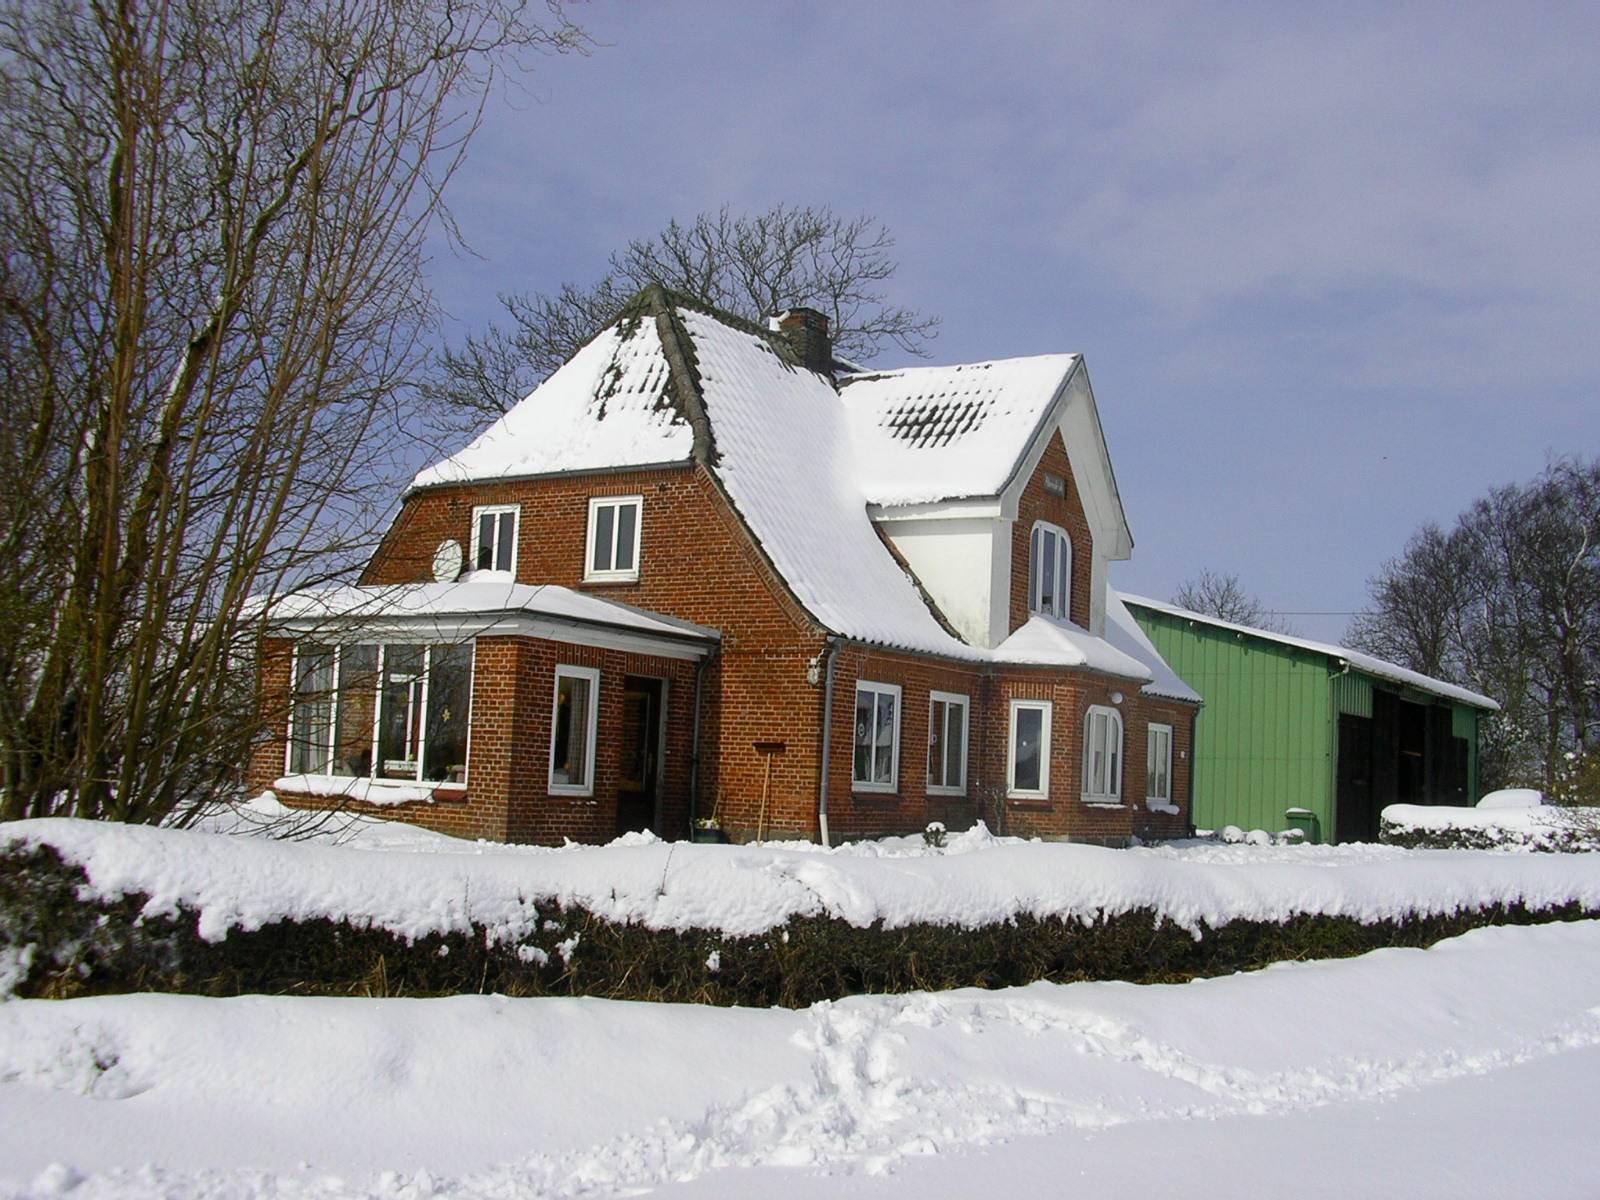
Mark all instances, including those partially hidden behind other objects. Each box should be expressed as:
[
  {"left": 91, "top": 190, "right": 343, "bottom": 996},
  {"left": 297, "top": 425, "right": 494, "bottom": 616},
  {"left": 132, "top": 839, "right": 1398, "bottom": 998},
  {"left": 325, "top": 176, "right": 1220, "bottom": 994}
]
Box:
[
  {"left": 8, "top": 811, "right": 1600, "bottom": 954},
  {"left": 2, "top": 919, "right": 1598, "bottom": 1198}
]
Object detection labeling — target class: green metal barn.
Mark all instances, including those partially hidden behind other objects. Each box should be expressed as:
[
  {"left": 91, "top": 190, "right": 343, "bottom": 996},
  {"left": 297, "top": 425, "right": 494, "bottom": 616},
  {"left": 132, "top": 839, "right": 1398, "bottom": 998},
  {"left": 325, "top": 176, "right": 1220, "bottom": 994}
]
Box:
[{"left": 1122, "top": 594, "right": 1499, "bottom": 843}]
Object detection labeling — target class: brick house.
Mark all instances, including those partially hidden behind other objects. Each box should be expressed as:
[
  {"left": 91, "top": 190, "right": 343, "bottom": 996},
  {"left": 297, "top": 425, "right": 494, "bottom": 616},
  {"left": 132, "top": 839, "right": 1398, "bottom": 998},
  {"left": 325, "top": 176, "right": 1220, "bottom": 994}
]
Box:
[{"left": 249, "top": 285, "right": 1201, "bottom": 845}]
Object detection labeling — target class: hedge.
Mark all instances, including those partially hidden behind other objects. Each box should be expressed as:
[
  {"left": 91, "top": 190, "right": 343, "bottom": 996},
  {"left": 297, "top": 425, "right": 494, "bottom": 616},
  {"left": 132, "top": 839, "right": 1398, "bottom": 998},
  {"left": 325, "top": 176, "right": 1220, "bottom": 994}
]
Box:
[{"left": 4, "top": 843, "right": 1595, "bottom": 1005}]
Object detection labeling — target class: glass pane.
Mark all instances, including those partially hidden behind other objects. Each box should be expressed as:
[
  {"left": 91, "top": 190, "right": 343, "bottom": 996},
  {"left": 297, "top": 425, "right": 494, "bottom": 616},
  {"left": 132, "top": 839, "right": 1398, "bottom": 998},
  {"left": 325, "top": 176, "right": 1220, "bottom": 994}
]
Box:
[
  {"left": 614, "top": 502, "right": 637, "bottom": 571},
  {"left": 1088, "top": 712, "right": 1105, "bottom": 794},
  {"left": 1057, "top": 538, "right": 1071, "bottom": 621},
  {"left": 1028, "top": 528, "right": 1040, "bottom": 613},
  {"left": 553, "top": 673, "right": 592, "bottom": 787},
  {"left": 1013, "top": 707, "right": 1042, "bottom": 792},
  {"left": 929, "top": 700, "right": 946, "bottom": 787},
  {"left": 592, "top": 505, "right": 615, "bottom": 572},
  {"left": 495, "top": 513, "right": 514, "bottom": 572},
  {"left": 1040, "top": 532, "right": 1057, "bottom": 615},
  {"left": 289, "top": 646, "right": 335, "bottom": 774},
  {"left": 332, "top": 645, "right": 378, "bottom": 777},
  {"left": 854, "top": 689, "right": 874, "bottom": 782},
  {"left": 477, "top": 513, "right": 495, "bottom": 571},
  {"left": 874, "top": 692, "right": 896, "bottom": 784},
  {"left": 946, "top": 703, "right": 965, "bottom": 789},
  {"left": 423, "top": 644, "right": 472, "bottom": 784},
  {"left": 1109, "top": 721, "right": 1120, "bottom": 796},
  {"left": 377, "top": 646, "right": 425, "bottom": 780}
]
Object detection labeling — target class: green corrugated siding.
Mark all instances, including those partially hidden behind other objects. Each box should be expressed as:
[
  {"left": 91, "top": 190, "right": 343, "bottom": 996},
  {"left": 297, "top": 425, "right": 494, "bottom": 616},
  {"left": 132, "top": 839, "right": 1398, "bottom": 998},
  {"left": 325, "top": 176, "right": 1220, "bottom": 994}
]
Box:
[
  {"left": 1453, "top": 705, "right": 1480, "bottom": 801},
  {"left": 1135, "top": 610, "right": 1335, "bottom": 839},
  {"left": 1332, "top": 672, "right": 1372, "bottom": 717}
]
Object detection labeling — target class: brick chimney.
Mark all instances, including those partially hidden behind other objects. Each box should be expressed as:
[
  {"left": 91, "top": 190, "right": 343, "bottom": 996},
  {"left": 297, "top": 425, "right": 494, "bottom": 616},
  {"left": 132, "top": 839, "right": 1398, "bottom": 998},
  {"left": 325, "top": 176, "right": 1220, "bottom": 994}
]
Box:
[{"left": 769, "top": 306, "right": 833, "bottom": 374}]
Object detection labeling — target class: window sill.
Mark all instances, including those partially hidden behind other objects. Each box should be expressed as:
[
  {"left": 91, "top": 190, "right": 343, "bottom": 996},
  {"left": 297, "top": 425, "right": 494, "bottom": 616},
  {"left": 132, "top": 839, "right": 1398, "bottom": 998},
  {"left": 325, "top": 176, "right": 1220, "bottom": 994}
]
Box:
[
  {"left": 548, "top": 783, "right": 595, "bottom": 799},
  {"left": 1082, "top": 798, "right": 1124, "bottom": 809},
  {"left": 582, "top": 572, "right": 640, "bottom": 586},
  {"left": 1007, "top": 797, "right": 1052, "bottom": 811},
  {"left": 926, "top": 786, "right": 967, "bottom": 798},
  {"left": 1145, "top": 801, "right": 1180, "bottom": 815},
  {"left": 851, "top": 788, "right": 902, "bottom": 802}
]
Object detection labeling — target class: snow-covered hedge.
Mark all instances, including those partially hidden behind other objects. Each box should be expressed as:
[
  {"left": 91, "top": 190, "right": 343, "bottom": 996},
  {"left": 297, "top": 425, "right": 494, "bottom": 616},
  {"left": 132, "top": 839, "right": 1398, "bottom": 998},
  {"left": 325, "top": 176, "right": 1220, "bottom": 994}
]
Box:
[
  {"left": 1380, "top": 803, "right": 1600, "bottom": 853},
  {"left": 6, "top": 818, "right": 1600, "bottom": 1003}
]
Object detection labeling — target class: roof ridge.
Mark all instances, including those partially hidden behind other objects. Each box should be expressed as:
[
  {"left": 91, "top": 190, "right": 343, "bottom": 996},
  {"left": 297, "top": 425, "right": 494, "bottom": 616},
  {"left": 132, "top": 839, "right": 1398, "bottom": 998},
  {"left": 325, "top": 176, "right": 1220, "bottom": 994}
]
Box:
[{"left": 607, "top": 282, "right": 806, "bottom": 369}]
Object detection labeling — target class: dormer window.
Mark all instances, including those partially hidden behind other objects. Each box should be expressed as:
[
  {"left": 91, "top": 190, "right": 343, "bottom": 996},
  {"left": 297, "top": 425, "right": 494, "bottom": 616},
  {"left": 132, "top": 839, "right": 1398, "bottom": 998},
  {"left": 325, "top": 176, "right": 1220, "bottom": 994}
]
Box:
[
  {"left": 471, "top": 505, "right": 519, "bottom": 575},
  {"left": 1029, "top": 521, "right": 1073, "bottom": 620},
  {"left": 586, "top": 495, "right": 642, "bottom": 582}
]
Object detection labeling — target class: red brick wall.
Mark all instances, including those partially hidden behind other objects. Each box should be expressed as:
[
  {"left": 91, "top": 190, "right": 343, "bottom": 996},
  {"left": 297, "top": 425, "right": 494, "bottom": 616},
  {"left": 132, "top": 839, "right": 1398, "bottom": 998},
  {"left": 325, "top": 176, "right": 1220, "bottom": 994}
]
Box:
[
  {"left": 254, "top": 456, "right": 1199, "bottom": 847},
  {"left": 1009, "top": 431, "right": 1095, "bottom": 633},
  {"left": 357, "top": 463, "right": 830, "bottom": 843}
]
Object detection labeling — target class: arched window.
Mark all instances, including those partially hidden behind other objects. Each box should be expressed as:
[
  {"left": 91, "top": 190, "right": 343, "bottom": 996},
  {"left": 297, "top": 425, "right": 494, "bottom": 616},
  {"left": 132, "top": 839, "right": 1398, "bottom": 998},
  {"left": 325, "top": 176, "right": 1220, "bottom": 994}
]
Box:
[{"left": 1029, "top": 522, "right": 1073, "bottom": 620}]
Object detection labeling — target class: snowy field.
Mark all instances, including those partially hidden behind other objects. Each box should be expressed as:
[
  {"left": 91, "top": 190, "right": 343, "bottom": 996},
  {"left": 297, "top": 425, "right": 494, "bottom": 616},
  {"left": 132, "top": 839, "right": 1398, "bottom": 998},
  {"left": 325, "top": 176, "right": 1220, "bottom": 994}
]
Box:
[{"left": 3, "top": 919, "right": 1599, "bottom": 1198}]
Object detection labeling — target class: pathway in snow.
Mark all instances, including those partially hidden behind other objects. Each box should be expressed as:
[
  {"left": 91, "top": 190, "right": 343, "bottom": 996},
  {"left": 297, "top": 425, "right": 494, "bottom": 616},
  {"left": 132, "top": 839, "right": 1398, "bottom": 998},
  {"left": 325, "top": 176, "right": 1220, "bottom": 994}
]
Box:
[{"left": 4, "top": 921, "right": 1599, "bottom": 1199}]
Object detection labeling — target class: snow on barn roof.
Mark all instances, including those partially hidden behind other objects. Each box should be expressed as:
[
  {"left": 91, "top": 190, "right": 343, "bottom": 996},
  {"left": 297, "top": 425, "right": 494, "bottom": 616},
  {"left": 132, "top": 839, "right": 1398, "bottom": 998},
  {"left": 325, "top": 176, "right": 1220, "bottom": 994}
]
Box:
[
  {"left": 838, "top": 356, "right": 1080, "bottom": 505},
  {"left": 1120, "top": 593, "right": 1499, "bottom": 711}
]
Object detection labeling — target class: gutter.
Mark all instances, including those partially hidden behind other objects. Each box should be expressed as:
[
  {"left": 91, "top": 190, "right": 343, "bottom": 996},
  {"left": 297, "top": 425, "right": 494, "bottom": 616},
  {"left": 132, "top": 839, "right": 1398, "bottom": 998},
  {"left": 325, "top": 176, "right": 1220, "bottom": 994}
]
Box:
[
  {"left": 689, "top": 640, "right": 720, "bottom": 833},
  {"left": 816, "top": 636, "right": 840, "bottom": 848}
]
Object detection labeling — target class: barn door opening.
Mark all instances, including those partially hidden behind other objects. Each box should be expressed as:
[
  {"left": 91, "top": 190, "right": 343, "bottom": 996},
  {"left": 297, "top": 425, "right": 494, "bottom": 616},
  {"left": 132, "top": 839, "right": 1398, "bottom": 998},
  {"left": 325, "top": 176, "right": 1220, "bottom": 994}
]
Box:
[
  {"left": 617, "top": 676, "right": 664, "bottom": 836},
  {"left": 1336, "top": 713, "right": 1376, "bottom": 843}
]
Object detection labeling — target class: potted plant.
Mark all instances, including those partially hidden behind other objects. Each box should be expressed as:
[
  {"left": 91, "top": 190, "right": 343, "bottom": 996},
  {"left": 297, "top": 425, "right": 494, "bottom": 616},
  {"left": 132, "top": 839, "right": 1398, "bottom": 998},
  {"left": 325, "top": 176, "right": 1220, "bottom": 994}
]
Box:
[{"left": 692, "top": 815, "right": 728, "bottom": 844}]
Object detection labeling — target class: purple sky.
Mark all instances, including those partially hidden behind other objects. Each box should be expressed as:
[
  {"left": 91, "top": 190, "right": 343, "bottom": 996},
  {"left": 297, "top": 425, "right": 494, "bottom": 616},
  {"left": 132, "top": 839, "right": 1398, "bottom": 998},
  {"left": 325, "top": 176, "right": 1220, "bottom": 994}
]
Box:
[{"left": 423, "top": 1, "right": 1599, "bottom": 642}]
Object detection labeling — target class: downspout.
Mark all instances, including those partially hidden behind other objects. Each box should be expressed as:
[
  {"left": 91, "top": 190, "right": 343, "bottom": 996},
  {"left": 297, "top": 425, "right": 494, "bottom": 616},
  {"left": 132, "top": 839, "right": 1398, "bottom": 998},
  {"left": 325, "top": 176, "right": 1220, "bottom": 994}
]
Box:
[
  {"left": 688, "top": 642, "right": 719, "bottom": 832},
  {"left": 816, "top": 637, "right": 840, "bottom": 848}
]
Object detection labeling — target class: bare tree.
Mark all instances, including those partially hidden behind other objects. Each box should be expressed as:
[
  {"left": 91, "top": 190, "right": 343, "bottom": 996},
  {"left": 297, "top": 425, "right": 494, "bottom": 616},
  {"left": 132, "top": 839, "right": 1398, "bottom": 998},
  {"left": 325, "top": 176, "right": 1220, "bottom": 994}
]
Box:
[
  {"left": 1172, "top": 570, "right": 1294, "bottom": 634},
  {"left": 0, "top": 0, "right": 586, "bottom": 824},
  {"left": 1347, "top": 458, "right": 1600, "bottom": 792},
  {"left": 428, "top": 203, "right": 941, "bottom": 429}
]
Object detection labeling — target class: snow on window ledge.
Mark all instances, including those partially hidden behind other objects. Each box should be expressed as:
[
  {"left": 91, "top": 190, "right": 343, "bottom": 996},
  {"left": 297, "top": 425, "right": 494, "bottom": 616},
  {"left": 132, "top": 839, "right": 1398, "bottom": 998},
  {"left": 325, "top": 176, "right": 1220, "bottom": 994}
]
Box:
[
  {"left": 273, "top": 775, "right": 440, "bottom": 807},
  {"left": 1082, "top": 798, "right": 1124, "bottom": 809},
  {"left": 1145, "top": 801, "right": 1180, "bottom": 815}
]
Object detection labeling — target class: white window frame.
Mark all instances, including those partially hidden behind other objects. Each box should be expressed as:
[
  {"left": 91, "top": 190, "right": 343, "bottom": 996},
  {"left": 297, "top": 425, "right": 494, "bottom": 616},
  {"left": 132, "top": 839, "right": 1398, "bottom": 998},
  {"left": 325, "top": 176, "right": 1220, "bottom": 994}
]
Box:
[
  {"left": 1083, "top": 704, "right": 1124, "bottom": 804},
  {"left": 853, "top": 680, "right": 902, "bottom": 793},
  {"left": 927, "top": 690, "right": 969, "bottom": 796},
  {"left": 1028, "top": 521, "right": 1074, "bottom": 620},
  {"left": 1146, "top": 722, "right": 1174, "bottom": 806},
  {"left": 585, "top": 494, "right": 643, "bottom": 582},
  {"left": 284, "top": 641, "right": 474, "bottom": 789},
  {"left": 549, "top": 664, "right": 601, "bottom": 797},
  {"left": 470, "top": 504, "right": 520, "bottom": 576},
  {"left": 1007, "top": 698, "right": 1053, "bottom": 800}
]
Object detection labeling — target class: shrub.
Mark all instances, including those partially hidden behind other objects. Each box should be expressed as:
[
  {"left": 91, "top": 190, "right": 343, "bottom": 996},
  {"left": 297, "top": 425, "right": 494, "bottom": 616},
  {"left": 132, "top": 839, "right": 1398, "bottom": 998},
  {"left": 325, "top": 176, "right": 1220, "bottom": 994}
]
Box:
[{"left": 4, "top": 843, "right": 1594, "bottom": 1005}]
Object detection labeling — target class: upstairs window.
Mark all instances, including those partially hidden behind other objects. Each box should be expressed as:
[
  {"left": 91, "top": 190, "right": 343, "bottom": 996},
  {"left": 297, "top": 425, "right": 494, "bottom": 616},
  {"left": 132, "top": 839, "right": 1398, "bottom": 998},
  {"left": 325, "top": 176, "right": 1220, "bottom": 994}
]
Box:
[
  {"left": 853, "top": 681, "right": 902, "bottom": 792},
  {"left": 1084, "top": 705, "right": 1123, "bottom": 803},
  {"left": 928, "top": 691, "right": 969, "bottom": 795},
  {"left": 586, "top": 495, "right": 643, "bottom": 581},
  {"left": 472, "top": 505, "right": 519, "bottom": 575},
  {"left": 1028, "top": 522, "right": 1073, "bottom": 620},
  {"left": 1147, "top": 722, "right": 1174, "bottom": 806}
]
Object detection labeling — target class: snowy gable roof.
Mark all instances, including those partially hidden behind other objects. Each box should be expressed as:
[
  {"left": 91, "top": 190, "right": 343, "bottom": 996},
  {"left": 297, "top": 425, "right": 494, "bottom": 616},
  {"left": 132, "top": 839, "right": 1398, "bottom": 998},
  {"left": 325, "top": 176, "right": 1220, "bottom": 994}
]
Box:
[
  {"left": 679, "top": 308, "right": 977, "bottom": 658},
  {"left": 839, "top": 356, "right": 1079, "bottom": 506},
  {"left": 1120, "top": 593, "right": 1498, "bottom": 711},
  {"left": 412, "top": 319, "right": 693, "bottom": 490}
]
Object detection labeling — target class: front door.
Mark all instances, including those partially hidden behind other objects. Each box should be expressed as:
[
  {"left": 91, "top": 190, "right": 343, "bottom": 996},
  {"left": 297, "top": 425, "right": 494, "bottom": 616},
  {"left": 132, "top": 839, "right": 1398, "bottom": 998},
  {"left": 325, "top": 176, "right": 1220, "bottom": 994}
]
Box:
[
  {"left": 1336, "top": 713, "right": 1376, "bottom": 843},
  {"left": 617, "top": 676, "right": 663, "bottom": 835}
]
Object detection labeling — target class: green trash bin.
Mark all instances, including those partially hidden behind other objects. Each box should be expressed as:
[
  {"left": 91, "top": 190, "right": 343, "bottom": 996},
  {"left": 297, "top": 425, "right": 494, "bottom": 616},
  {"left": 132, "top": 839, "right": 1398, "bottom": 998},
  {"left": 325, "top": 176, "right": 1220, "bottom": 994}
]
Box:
[{"left": 1283, "top": 807, "right": 1321, "bottom": 844}]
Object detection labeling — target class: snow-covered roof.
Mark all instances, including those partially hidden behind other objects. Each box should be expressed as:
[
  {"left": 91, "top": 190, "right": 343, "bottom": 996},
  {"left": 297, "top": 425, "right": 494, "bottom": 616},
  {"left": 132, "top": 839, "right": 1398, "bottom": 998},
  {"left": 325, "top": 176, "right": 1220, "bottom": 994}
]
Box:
[
  {"left": 400, "top": 287, "right": 1161, "bottom": 676},
  {"left": 838, "top": 356, "right": 1079, "bottom": 505},
  {"left": 413, "top": 322, "right": 693, "bottom": 489},
  {"left": 1120, "top": 593, "right": 1499, "bottom": 711},
  {"left": 991, "top": 613, "right": 1153, "bottom": 682},
  {"left": 262, "top": 580, "right": 718, "bottom": 649},
  {"left": 1104, "top": 593, "right": 1205, "bottom": 704}
]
